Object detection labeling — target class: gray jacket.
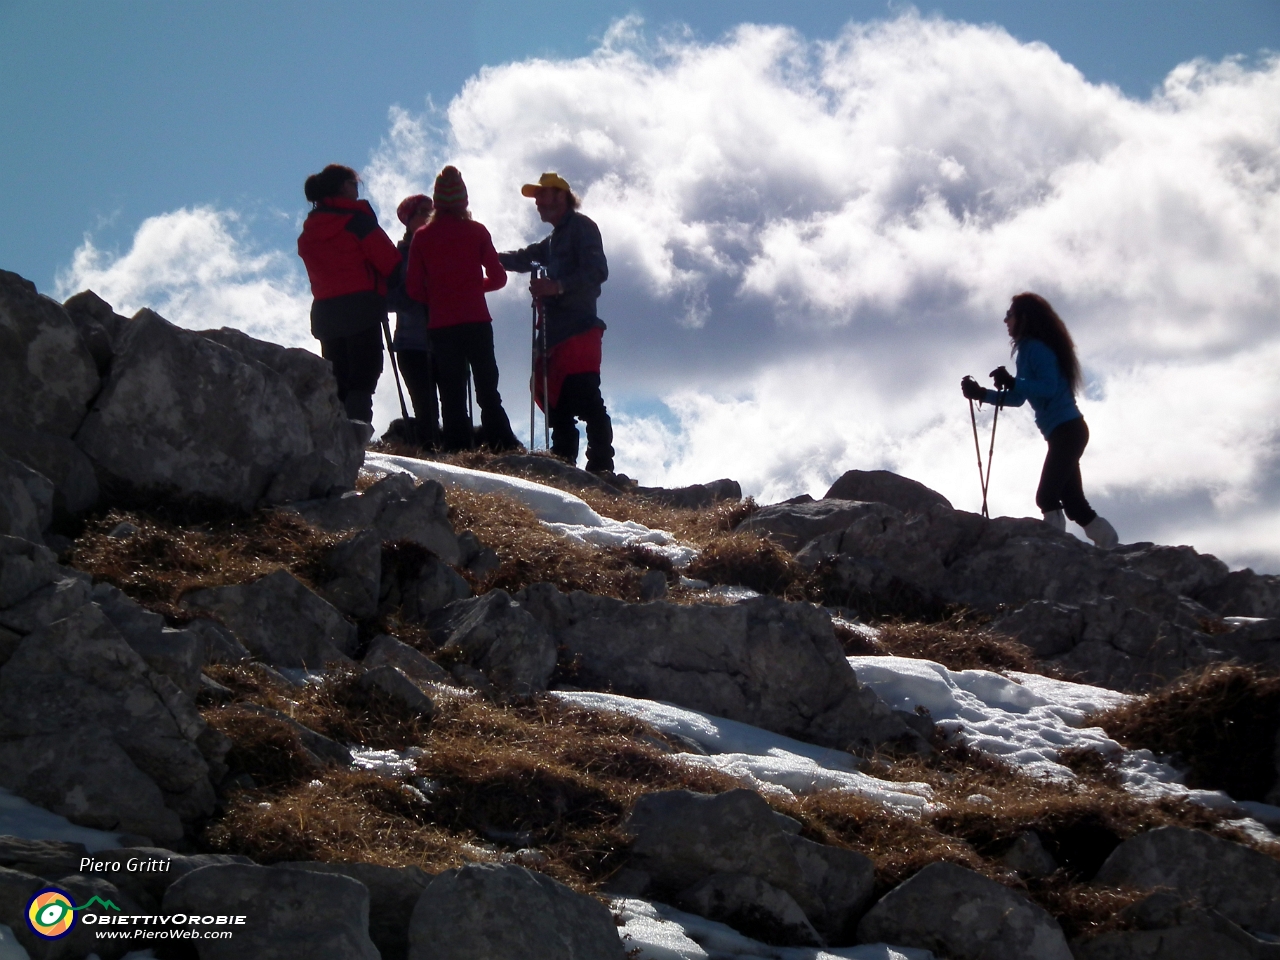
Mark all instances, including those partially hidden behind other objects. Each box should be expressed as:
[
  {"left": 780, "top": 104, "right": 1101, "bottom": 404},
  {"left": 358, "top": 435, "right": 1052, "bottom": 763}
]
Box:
[{"left": 499, "top": 210, "right": 607, "bottom": 348}]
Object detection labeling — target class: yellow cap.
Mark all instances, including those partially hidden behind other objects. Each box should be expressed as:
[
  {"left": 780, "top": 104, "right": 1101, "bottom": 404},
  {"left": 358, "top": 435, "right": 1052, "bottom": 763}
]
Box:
[{"left": 521, "top": 172, "right": 572, "bottom": 197}]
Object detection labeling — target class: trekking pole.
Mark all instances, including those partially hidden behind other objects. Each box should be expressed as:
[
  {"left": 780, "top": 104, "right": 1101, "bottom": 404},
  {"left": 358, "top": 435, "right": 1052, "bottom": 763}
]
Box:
[
  {"left": 982, "top": 389, "right": 1005, "bottom": 517},
  {"left": 466, "top": 366, "right": 475, "bottom": 450},
  {"left": 380, "top": 318, "right": 410, "bottom": 421},
  {"left": 967, "top": 397, "right": 989, "bottom": 518},
  {"left": 535, "top": 266, "right": 550, "bottom": 451},
  {"left": 529, "top": 263, "right": 541, "bottom": 450}
]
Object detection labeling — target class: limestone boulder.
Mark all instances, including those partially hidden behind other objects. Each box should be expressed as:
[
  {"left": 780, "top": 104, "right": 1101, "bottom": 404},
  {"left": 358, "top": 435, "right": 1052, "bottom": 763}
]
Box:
[
  {"left": 202, "top": 326, "right": 365, "bottom": 499},
  {"left": 1095, "top": 827, "right": 1280, "bottom": 934},
  {"left": 359, "top": 664, "right": 436, "bottom": 716},
  {"left": 0, "top": 424, "right": 98, "bottom": 520},
  {"left": 1199, "top": 569, "right": 1280, "bottom": 620},
  {"left": 318, "top": 528, "right": 382, "bottom": 619},
  {"left": 281, "top": 861, "right": 430, "bottom": 960},
  {"left": 739, "top": 499, "right": 890, "bottom": 552},
  {"left": 0, "top": 449, "right": 53, "bottom": 541},
  {"left": 0, "top": 270, "right": 99, "bottom": 438},
  {"left": 677, "top": 873, "right": 823, "bottom": 947},
  {"left": 73, "top": 309, "right": 355, "bottom": 510},
  {"left": 362, "top": 634, "right": 451, "bottom": 686},
  {"left": 63, "top": 288, "right": 131, "bottom": 376},
  {"left": 163, "top": 863, "right": 380, "bottom": 960},
  {"left": 183, "top": 569, "right": 357, "bottom": 669},
  {"left": 0, "top": 569, "right": 92, "bottom": 635},
  {"left": 432, "top": 590, "right": 556, "bottom": 696},
  {"left": 823, "top": 469, "right": 952, "bottom": 515},
  {"left": 0, "top": 603, "right": 218, "bottom": 839},
  {"left": 295, "top": 472, "right": 461, "bottom": 565},
  {"left": 379, "top": 541, "right": 471, "bottom": 622},
  {"left": 407, "top": 862, "right": 625, "bottom": 960},
  {"left": 856, "top": 860, "right": 1073, "bottom": 960},
  {"left": 518, "top": 584, "right": 927, "bottom": 753},
  {"left": 93, "top": 581, "right": 203, "bottom": 697},
  {"left": 0, "top": 535, "right": 61, "bottom": 610}
]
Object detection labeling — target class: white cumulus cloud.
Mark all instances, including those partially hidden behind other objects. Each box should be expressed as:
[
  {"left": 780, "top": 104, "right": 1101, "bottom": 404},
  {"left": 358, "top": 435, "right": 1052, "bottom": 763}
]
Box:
[{"left": 57, "top": 11, "right": 1280, "bottom": 571}]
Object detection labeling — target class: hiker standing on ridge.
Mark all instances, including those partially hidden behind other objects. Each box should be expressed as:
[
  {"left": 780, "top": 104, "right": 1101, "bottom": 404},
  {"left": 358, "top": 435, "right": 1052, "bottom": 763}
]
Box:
[
  {"left": 405, "top": 166, "right": 521, "bottom": 452},
  {"left": 385, "top": 193, "right": 441, "bottom": 447},
  {"left": 297, "top": 164, "right": 401, "bottom": 423},
  {"left": 499, "top": 172, "right": 615, "bottom": 476},
  {"left": 961, "top": 292, "right": 1119, "bottom": 548}
]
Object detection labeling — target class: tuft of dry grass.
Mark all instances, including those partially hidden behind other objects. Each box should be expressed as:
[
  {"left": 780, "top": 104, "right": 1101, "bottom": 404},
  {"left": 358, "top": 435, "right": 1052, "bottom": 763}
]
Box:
[
  {"left": 1089, "top": 663, "right": 1280, "bottom": 802},
  {"left": 683, "top": 532, "right": 813, "bottom": 600},
  {"left": 69, "top": 509, "right": 343, "bottom": 619},
  {"left": 869, "top": 618, "right": 1047, "bottom": 674}
]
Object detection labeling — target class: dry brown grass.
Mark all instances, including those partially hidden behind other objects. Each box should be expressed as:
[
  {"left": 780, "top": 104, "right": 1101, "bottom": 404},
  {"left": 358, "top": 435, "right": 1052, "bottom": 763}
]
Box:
[
  {"left": 683, "top": 532, "right": 813, "bottom": 600},
  {"left": 1090, "top": 663, "right": 1280, "bottom": 802},
  {"left": 69, "top": 509, "right": 343, "bottom": 619},
  {"left": 871, "top": 618, "right": 1047, "bottom": 674}
]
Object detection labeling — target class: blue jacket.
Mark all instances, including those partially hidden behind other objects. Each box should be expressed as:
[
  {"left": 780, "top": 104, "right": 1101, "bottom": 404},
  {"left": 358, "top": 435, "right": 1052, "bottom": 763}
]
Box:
[
  {"left": 981, "top": 338, "right": 1081, "bottom": 438},
  {"left": 499, "top": 210, "right": 608, "bottom": 349}
]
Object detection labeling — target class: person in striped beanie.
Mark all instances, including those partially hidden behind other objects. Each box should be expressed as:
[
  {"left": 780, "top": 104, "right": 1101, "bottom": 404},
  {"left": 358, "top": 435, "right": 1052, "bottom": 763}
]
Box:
[{"left": 404, "top": 166, "right": 521, "bottom": 451}]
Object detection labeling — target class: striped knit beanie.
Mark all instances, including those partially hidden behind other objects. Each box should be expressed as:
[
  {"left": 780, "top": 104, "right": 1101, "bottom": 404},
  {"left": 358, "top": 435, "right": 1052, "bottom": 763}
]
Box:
[{"left": 433, "top": 166, "right": 468, "bottom": 211}]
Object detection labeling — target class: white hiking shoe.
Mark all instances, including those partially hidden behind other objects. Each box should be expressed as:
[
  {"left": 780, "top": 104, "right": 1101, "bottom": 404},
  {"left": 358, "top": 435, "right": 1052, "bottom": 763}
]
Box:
[
  {"left": 1084, "top": 516, "right": 1119, "bottom": 548},
  {"left": 1042, "top": 509, "right": 1066, "bottom": 531}
]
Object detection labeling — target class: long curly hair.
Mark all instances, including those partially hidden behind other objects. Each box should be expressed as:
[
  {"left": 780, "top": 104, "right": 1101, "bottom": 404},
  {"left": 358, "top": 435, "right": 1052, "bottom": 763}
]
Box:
[{"left": 1009, "top": 293, "right": 1082, "bottom": 394}]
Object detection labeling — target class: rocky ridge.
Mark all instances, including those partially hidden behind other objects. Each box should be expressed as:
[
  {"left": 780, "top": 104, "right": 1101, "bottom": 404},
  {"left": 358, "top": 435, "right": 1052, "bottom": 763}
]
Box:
[{"left": 3, "top": 268, "right": 1280, "bottom": 958}]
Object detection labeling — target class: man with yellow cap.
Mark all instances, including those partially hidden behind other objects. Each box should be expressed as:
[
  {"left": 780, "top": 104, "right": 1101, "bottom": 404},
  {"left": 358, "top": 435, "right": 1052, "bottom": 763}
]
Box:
[{"left": 500, "top": 173, "right": 614, "bottom": 475}]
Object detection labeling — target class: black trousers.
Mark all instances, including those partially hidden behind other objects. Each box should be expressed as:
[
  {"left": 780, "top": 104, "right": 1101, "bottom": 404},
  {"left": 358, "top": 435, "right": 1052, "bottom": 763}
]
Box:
[
  {"left": 429, "top": 322, "right": 519, "bottom": 452},
  {"left": 395, "top": 349, "right": 441, "bottom": 445},
  {"left": 550, "top": 372, "right": 614, "bottom": 471},
  {"left": 1037, "top": 417, "right": 1097, "bottom": 526},
  {"left": 321, "top": 326, "right": 383, "bottom": 422}
]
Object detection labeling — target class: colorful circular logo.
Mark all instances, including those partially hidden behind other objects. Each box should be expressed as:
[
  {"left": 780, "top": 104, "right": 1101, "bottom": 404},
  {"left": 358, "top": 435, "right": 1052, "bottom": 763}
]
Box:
[{"left": 27, "top": 887, "right": 77, "bottom": 939}]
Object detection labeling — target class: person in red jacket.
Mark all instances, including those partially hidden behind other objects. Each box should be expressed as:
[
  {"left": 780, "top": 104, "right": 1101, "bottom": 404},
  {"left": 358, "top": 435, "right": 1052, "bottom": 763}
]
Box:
[
  {"left": 297, "top": 164, "right": 401, "bottom": 423},
  {"left": 405, "top": 166, "right": 521, "bottom": 451}
]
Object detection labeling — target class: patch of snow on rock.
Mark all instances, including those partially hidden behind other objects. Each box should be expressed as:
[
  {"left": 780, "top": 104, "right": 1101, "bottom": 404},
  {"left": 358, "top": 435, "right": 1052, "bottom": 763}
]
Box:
[
  {"left": 0, "top": 787, "right": 123, "bottom": 851},
  {"left": 613, "top": 897, "right": 936, "bottom": 959},
  {"left": 364, "top": 452, "right": 698, "bottom": 565},
  {"left": 555, "top": 692, "right": 933, "bottom": 811}
]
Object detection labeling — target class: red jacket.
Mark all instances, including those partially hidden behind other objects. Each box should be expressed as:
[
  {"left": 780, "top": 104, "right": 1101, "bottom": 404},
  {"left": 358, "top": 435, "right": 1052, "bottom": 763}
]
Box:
[
  {"left": 405, "top": 215, "right": 507, "bottom": 328},
  {"left": 297, "top": 197, "right": 401, "bottom": 299}
]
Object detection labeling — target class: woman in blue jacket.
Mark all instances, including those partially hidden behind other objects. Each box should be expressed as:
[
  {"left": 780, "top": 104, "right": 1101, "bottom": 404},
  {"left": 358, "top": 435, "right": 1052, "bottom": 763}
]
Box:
[{"left": 961, "top": 292, "right": 1118, "bottom": 547}]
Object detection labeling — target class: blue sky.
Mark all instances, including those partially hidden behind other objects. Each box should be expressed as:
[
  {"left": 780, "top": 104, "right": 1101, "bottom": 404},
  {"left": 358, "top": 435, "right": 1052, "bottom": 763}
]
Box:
[
  {"left": 3, "top": 1, "right": 1280, "bottom": 570},
  {"left": 3, "top": 0, "right": 1276, "bottom": 289}
]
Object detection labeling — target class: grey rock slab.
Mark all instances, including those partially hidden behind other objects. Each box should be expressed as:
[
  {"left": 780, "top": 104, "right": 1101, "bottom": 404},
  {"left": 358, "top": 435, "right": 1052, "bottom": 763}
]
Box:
[
  {"left": 233, "top": 702, "right": 354, "bottom": 766},
  {"left": 0, "top": 836, "right": 88, "bottom": 881},
  {"left": 93, "top": 581, "right": 203, "bottom": 696},
  {"left": 163, "top": 862, "right": 380, "bottom": 960},
  {"left": 785, "top": 833, "right": 876, "bottom": 941},
  {"left": 432, "top": 590, "right": 556, "bottom": 696},
  {"left": 407, "top": 862, "right": 625, "bottom": 960},
  {"left": 379, "top": 542, "right": 471, "bottom": 622},
  {"left": 72, "top": 309, "right": 320, "bottom": 510},
  {"left": 0, "top": 449, "right": 52, "bottom": 542},
  {"left": 280, "top": 861, "right": 430, "bottom": 960},
  {"left": 296, "top": 473, "right": 461, "bottom": 564},
  {"left": 823, "top": 469, "right": 952, "bottom": 515},
  {"left": 359, "top": 664, "right": 436, "bottom": 716},
  {"left": 518, "top": 583, "right": 926, "bottom": 753},
  {"left": 63, "top": 288, "right": 130, "bottom": 375},
  {"left": 201, "top": 326, "right": 363, "bottom": 496},
  {"left": 625, "top": 789, "right": 821, "bottom": 919},
  {"left": 363, "top": 634, "right": 451, "bottom": 685},
  {"left": 740, "top": 499, "right": 894, "bottom": 552},
  {"left": 0, "top": 535, "right": 60, "bottom": 609},
  {"left": 1114, "top": 543, "right": 1231, "bottom": 600},
  {"left": 1200, "top": 569, "right": 1280, "bottom": 620},
  {"left": 1095, "top": 827, "right": 1280, "bottom": 934},
  {"left": 0, "top": 727, "right": 183, "bottom": 842},
  {"left": 0, "top": 602, "right": 213, "bottom": 833},
  {"left": 0, "top": 573, "right": 91, "bottom": 634},
  {"left": 184, "top": 616, "right": 252, "bottom": 664},
  {"left": 0, "top": 424, "right": 99, "bottom": 519},
  {"left": 0, "top": 270, "right": 100, "bottom": 438},
  {"left": 319, "top": 528, "right": 382, "bottom": 619},
  {"left": 632, "top": 478, "right": 743, "bottom": 509},
  {"left": 856, "top": 861, "right": 1073, "bottom": 960},
  {"left": 677, "top": 872, "right": 823, "bottom": 947},
  {"left": 991, "top": 601, "right": 1084, "bottom": 659},
  {"left": 182, "top": 568, "right": 357, "bottom": 669}
]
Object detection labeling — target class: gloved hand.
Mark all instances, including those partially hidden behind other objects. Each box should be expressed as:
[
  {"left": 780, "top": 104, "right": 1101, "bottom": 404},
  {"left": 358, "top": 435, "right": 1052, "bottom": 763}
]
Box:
[
  {"left": 961, "top": 376, "right": 985, "bottom": 401},
  {"left": 990, "top": 366, "right": 1015, "bottom": 391}
]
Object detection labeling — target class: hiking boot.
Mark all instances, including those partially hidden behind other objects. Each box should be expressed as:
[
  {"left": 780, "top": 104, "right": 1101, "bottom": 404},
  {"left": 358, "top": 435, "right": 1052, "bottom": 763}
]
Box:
[
  {"left": 1084, "top": 516, "right": 1119, "bottom": 548},
  {"left": 1042, "top": 509, "right": 1066, "bottom": 531}
]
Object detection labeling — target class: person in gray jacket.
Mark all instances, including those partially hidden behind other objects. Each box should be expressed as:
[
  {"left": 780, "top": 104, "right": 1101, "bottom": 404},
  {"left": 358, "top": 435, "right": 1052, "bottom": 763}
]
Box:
[
  {"left": 499, "top": 172, "right": 615, "bottom": 474},
  {"left": 385, "top": 193, "right": 441, "bottom": 447}
]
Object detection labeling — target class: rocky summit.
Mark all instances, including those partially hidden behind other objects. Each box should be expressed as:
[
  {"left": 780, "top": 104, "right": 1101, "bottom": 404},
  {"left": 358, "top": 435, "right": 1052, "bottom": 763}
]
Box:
[{"left": 3, "top": 267, "right": 1280, "bottom": 959}]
